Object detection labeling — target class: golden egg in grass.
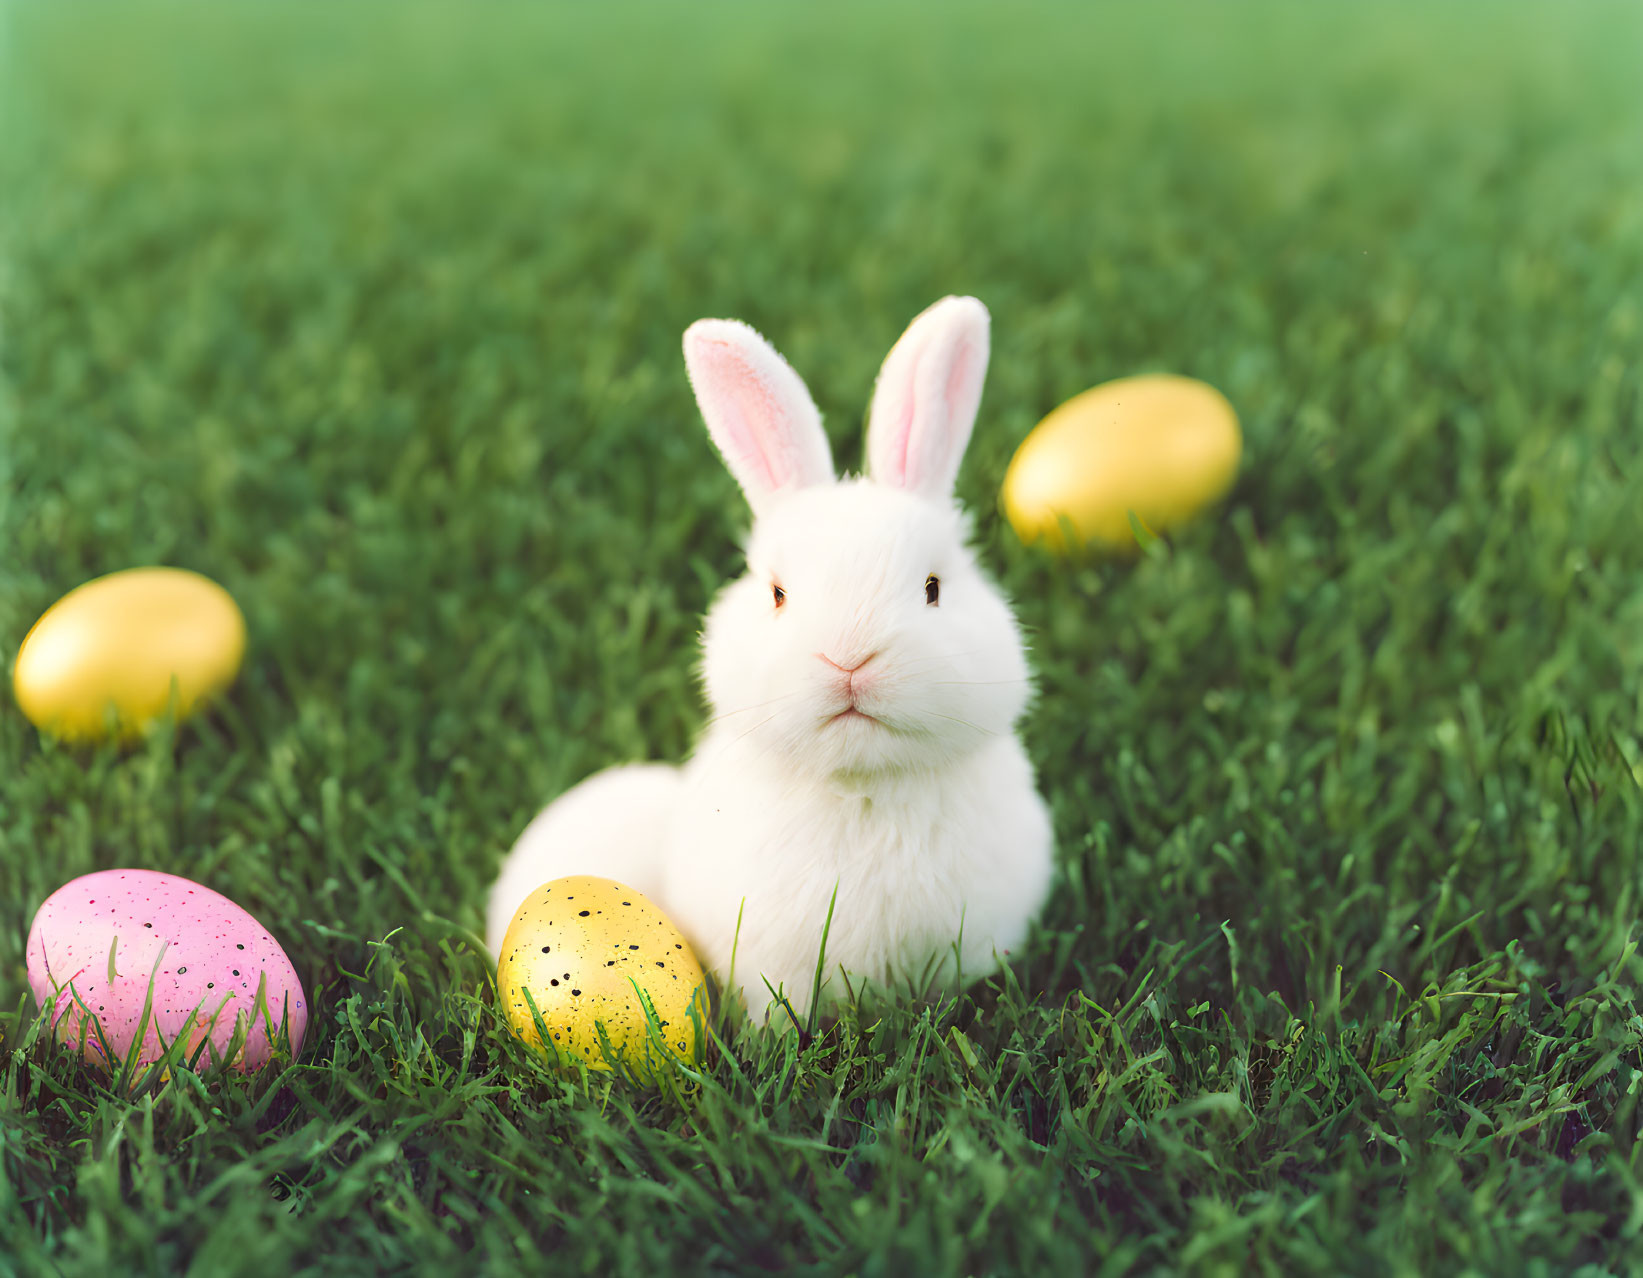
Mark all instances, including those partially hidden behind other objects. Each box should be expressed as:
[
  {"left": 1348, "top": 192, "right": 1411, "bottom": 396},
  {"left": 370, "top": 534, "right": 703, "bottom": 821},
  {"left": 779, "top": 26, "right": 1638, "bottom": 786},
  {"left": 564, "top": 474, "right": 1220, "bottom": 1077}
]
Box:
[
  {"left": 1002, "top": 374, "right": 1242, "bottom": 553},
  {"left": 496, "top": 875, "right": 709, "bottom": 1081},
  {"left": 14, "top": 567, "right": 247, "bottom": 742}
]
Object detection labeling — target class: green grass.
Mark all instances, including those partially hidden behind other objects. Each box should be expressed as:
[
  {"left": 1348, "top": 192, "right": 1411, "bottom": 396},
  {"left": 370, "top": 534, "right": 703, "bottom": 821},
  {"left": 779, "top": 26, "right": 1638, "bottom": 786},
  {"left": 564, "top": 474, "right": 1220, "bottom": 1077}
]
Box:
[{"left": 3, "top": 2, "right": 1642, "bottom": 1272}]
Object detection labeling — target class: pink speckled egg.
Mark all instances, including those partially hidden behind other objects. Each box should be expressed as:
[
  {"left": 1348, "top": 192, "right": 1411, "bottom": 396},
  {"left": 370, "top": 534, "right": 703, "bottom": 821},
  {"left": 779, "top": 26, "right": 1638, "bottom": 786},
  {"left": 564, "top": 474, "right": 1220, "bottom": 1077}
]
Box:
[{"left": 26, "top": 869, "right": 308, "bottom": 1078}]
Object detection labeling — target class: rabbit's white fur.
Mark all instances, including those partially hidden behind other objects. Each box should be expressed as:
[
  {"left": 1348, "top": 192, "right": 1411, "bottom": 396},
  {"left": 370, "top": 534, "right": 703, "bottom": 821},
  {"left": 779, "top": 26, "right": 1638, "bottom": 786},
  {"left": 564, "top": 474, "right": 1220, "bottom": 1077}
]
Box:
[{"left": 486, "top": 297, "right": 1054, "bottom": 1025}]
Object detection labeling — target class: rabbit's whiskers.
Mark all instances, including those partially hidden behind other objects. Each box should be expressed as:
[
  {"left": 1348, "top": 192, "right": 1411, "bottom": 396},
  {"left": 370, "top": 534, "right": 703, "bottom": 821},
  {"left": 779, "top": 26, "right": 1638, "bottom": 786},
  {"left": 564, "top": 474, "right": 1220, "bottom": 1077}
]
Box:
[
  {"left": 897, "top": 646, "right": 1023, "bottom": 674},
  {"left": 702, "top": 688, "right": 809, "bottom": 730},
  {"left": 923, "top": 710, "right": 993, "bottom": 738}
]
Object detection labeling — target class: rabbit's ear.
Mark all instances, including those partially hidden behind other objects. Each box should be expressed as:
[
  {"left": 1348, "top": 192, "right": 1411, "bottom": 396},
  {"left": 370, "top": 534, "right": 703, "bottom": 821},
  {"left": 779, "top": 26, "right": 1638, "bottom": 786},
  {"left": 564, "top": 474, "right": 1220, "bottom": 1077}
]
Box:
[
  {"left": 866, "top": 296, "right": 991, "bottom": 499},
  {"left": 683, "top": 318, "right": 834, "bottom": 514}
]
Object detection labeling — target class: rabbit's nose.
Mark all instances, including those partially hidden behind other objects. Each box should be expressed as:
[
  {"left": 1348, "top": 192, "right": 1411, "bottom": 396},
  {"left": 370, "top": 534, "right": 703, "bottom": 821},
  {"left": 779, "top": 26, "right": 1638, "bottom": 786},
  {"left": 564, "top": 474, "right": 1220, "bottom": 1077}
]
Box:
[
  {"left": 819, "top": 651, "right": 881, "bottom": 700},
  {"left": 817, "top": 651, "right": 879, "bottom": 675}
]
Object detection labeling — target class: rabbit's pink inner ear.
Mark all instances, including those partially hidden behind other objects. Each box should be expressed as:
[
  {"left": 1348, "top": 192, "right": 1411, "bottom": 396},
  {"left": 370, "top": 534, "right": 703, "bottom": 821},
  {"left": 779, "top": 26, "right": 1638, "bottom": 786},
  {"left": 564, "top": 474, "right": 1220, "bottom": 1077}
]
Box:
[
  {"left": 872, "top": 355, "right": 920, "bottom": 492},
  {"left": 698, "top": 345, "right": 785, "bottom": 494},
  {"left": 684, "top": 320, "right": 833, "bottom": 511},
  {"left": 868, "top": 296, "right": 991, "bottom": 499}
]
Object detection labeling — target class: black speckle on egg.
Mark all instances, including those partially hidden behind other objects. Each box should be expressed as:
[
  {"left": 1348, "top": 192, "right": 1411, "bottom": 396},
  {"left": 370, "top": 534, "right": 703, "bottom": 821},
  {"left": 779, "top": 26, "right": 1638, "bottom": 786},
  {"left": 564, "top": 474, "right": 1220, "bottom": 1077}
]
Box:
[
  {"left": 606, "top": 960, "right": 615, "bottom": 967},
  {"left": 578, "top": 910, "right": 590, "bottom": 917},
  {"left": 541, "top": 945, "right": 551, "bottom": 954},
  {"left": 655, "top": 962, "right": 664, "bottom": 969},
  {"left": 571, "top": 989, "right": 581, "bottom": 996},
  {"left": 629, "top": 945, "right": 639, "bottom": 951},
  {"left": 550, "top": 979, "right": 559, "bottom": 987}
]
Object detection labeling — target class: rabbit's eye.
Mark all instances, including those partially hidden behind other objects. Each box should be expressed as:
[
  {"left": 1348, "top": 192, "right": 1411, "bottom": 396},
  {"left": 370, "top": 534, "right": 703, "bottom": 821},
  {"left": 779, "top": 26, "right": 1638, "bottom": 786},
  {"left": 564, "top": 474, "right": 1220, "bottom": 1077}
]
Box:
[
  {"left": 925, "top": 575, "right": 940, "bottom": 606},
  {"left": 772, "top": 584, "right": 786, "bottom": 609}
]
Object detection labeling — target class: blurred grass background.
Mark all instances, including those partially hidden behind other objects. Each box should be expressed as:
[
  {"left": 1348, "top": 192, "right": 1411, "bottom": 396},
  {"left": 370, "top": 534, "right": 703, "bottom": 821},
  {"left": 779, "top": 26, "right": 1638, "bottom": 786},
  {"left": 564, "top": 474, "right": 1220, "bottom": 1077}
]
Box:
[{"left": 3, "top": 2, "right": 1642, "bottom": 1272}]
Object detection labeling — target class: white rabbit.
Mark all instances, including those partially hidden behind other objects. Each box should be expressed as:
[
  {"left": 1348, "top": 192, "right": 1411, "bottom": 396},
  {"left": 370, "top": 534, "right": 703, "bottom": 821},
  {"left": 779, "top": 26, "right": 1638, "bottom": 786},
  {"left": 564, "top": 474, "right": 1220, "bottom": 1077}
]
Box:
[{"left": 486, "top": 296, "right": 1055, "bottom": 1026}]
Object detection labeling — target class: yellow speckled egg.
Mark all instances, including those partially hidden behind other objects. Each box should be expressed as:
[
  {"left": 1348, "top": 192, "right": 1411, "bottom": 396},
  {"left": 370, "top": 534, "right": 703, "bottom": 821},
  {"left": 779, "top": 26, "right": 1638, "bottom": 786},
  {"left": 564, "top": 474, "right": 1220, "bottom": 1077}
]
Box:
[
  {"left": 14, "top": 567, "right": 247, "bottom": 742},
  {"left": 1003, "top": 374, "right": 1242, "bottom": 552},
  {"left": 496, "top": 875, "right": 709, "bottom": 1081}
]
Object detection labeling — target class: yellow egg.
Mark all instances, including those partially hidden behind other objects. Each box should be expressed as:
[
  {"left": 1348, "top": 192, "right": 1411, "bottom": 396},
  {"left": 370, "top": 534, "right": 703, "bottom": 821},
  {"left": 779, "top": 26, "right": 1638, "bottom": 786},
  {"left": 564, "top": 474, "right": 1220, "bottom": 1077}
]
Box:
[
  {"left": 1002, "top": 374, "right": 1242, "bottom": 552},
  {"left": 496, "top": 875, "right": 709, "bottom": 1081},
  {"left": 13, "top": 567, "right": 247, "bottom": 742}
]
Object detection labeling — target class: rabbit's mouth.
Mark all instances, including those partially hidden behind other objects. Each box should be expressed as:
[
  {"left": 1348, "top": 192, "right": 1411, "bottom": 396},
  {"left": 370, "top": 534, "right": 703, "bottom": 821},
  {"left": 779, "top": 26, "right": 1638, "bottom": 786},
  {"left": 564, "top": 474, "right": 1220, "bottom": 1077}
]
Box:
[{"left": 829, "top": 707, "right": 880, "bottom": 726}]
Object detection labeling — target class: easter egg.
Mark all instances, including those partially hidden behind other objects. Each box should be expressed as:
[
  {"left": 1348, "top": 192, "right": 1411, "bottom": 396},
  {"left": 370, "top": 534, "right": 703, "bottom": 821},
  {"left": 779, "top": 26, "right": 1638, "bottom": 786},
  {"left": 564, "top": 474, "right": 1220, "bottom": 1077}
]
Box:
[
  {"left": 1002, "top": 374, "right": 1242, "bottom": 552},
  {"left": 13, "top": 567, "right": 247, "bottom": 742},
  {"left": 26, "top": 869, "right": 308, "bottom": 1079},
  {"left": 496, "top": 875, "right": 709, "bottom": 1081}
]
